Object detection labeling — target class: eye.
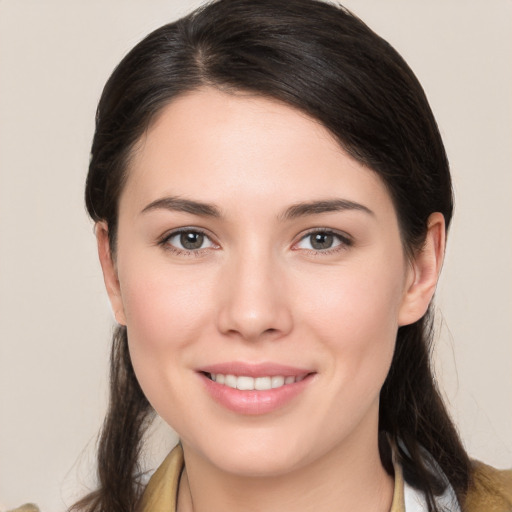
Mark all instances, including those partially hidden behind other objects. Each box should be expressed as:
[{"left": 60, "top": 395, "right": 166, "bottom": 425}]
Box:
[
  {"left": 162, "top": 229, "right": 216, "bottom": 252},
  {"left": 295, "top": 230, "right": 352, "bottom": 252}
]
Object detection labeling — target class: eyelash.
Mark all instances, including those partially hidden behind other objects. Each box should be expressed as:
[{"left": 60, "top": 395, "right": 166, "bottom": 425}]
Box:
[
  {"left": 293, "top": 228, "right": 353, "bottom": 255},
  {"left": 158, "top": 228, "right": 218, "bottom": 257},
  {"left": 157, "top": 228, "right": 353, "bottom": 257}
]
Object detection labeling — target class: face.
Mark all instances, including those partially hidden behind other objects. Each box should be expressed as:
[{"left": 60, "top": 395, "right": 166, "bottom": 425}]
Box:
[{"left": 99, "top": 88, "right": 441, "bottom": 477}]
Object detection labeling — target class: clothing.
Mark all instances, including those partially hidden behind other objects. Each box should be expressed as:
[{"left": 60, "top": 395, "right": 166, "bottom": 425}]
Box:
[
  {"left": 7, "top": 446, "right": 512, "bottom": 512},
  {"left": 4, "top": 505, "right": 39, "bottom": 512},
  {"left": 139, "top": 444, "right": 512, "bottom": 512}
]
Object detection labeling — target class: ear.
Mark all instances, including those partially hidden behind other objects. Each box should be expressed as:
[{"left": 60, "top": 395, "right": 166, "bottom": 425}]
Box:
[
  {"left": 96, "top": 222, "right": 127, "bottom": 325},
  {"left": 398, "top": 212, "right": 446, "bottom": 326}
]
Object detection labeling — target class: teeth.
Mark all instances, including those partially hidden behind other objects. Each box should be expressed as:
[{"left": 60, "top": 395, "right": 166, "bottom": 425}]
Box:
[
  {"left": 255, "top": 377, "right": 271, "bottom": 390},
  {"left": 209, "top": 373, "right": 306, "bottom": 390},
  {"left": 271, "top": 376, "right": 285, "bottom": 388},
  {"left": 237, "top": 376, "right": 254, "bottom": 390},
  {"left": 225, "top": 374, "right": 237, "bottom": 388}
]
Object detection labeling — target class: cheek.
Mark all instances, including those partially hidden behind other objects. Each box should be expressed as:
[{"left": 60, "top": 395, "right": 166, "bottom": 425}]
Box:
[
  {"left": 119, "top": 260, "right": 214, "bottom": 346},
  {"left": 305, "top": 260, "right": 404, "bottom": 334},
  {"left": 299, "top": 256, "right": 405, "bottom": 384},
  {"left": 116, "top": 261, "right": 216, "bottom": 403},
  {"left": 118, "top": 269, "right": 216, "bottom": 431}
]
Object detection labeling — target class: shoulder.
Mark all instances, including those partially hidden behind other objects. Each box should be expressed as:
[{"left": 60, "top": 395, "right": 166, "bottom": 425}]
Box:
[
  {"left": 2, "top": 505, "right": 40, "bottom": 512},
  {"left": 463, "top": 460, "right": 512, "bottom": 512}
]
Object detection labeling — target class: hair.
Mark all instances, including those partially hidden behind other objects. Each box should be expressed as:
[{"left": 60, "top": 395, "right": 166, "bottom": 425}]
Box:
[{"left": 75, "top": 1, "right": 472, "bottom": 510}]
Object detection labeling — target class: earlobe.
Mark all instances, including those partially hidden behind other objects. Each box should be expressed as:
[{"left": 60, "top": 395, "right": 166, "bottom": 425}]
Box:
[
  {"left": 398, "top": 212, "right": 446, "bottom": 326},
  {"left": 96, "top": 222, "right": 127, "bottom": 326}
]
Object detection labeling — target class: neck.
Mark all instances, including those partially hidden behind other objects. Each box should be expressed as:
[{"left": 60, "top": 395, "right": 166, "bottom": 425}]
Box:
[{"left": 177, "top": 430, "right": 394, "bottom": 512}]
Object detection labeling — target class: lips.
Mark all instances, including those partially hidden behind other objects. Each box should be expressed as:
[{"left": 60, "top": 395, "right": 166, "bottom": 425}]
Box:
[{"left": 197, "top": 362, "right": 315, "bottom": 415}]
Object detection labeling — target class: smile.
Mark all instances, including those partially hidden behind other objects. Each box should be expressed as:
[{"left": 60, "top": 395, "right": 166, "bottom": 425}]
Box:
[
  {"left": 198, "top": 363, "right": 315, "bottom": 415},
  {"left": 208, "top": 373, "right": 307, "bottom": 390}
]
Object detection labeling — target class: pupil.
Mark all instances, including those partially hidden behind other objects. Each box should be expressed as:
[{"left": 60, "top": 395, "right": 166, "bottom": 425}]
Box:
[
  {"left": 180, "top": 232, "right": 204, "bottom": 250},
  {"left": 311, "top": 233, "right": 333, "bottom": 250}
]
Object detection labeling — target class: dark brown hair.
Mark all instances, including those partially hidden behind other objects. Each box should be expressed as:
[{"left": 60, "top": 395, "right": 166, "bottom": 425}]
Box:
[{"left": 75, "top": 1, "right": 471, "bottom": 510}]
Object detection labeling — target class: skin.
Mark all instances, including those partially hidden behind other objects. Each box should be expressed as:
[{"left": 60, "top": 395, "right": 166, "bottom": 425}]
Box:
[{"left": 97, "top": 88, "right": 445, "bottom": 512}]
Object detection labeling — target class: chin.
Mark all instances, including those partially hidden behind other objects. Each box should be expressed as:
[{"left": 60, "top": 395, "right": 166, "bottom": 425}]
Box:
[
  {"left": 214, "top": 449, "right": 304, "bottom": 478},
  {"left": 183, "top": 426, "right": 315, "bottom": 478}
]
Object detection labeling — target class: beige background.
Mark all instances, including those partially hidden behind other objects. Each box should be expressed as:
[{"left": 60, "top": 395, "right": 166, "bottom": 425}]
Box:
[{"left": 0, "top": 1, "right": 510, "bottom": 510}]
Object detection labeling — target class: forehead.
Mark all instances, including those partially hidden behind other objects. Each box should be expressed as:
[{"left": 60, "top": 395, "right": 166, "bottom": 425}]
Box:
[{"left": 121, "top": 88, "right": 395, "bottom": 220}]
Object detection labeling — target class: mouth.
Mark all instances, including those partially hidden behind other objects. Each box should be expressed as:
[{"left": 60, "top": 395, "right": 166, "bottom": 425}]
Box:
[
  {"left": 203, "top": 372, "right": 309, "bottom": 391},
  {"left": 197, "top": 363, "right": 316, "bottom": 415}
]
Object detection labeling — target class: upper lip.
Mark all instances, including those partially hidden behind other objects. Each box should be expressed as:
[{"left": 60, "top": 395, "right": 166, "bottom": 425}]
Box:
[{"left": 197, "top": 362, "right": 314, "bottom": 378}]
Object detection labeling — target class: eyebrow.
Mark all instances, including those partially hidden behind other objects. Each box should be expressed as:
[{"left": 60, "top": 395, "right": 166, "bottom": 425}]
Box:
[
  {"left": 140, "top": 196, "right": 373, "bottom": 220},
  {"left": 140, "top": 196, "right": 221, "bottom": 217},
  {"left": 281, "top": 199, "right": 374, "bottom": 220}
]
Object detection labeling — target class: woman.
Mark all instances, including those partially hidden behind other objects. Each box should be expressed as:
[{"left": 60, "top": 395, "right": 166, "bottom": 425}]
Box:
[{"left": 60, "top": 0, "right": 511, "bottom": 511}]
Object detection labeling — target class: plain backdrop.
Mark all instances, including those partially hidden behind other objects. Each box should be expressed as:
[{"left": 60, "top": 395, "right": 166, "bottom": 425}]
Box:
[{"left": 0, "top": 1, "right": 511, "bottom": 510}]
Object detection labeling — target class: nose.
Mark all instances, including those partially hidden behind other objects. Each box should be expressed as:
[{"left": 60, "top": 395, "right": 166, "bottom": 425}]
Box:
[{"left": 216, "top": 249, "right": 293, "bottom": 342}]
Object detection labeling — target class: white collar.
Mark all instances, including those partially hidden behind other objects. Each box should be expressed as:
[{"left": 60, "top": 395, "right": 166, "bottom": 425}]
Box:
[{"left": 403, "top": 469, "right": 461, "bottom": 511}]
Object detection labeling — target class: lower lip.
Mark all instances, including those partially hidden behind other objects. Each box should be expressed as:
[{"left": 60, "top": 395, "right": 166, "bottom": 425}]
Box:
[{"left": 199, "top": 373, "right": 314, "bottom": 415}]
